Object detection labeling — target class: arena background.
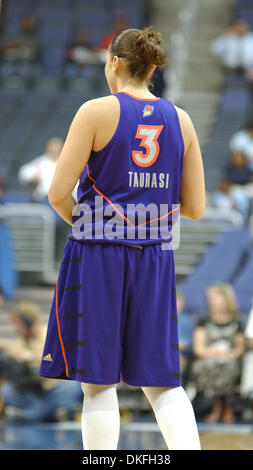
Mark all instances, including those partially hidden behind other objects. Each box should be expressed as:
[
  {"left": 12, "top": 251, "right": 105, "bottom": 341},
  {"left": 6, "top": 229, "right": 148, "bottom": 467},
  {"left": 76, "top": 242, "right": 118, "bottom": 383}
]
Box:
[{"left": 0, "top": 0, "right": 253, "bottom": 450}]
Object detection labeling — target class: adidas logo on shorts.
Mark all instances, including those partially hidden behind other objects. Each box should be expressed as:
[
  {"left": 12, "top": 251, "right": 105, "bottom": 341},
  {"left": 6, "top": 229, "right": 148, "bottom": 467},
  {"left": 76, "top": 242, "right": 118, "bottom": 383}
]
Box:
[{"left": 43, "top": 353, "right": 53, "bottom": 361}]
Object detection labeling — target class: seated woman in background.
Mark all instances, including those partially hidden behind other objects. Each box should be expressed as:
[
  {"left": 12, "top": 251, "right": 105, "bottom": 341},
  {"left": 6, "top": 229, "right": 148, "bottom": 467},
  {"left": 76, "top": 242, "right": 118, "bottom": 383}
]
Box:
[
  {"left": 230, "top": 119, "right": 253, "bottom": 171},
  {"left": 190, "top": 283, "right": 244, "bottom": 424},
  {"left": 223, "top": 151, "right": 253, "bottom": 186}
]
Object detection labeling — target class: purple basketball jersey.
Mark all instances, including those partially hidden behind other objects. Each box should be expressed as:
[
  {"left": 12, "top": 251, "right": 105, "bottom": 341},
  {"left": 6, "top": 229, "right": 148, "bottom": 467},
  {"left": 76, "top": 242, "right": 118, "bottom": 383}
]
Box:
[
  {"left": 39, "top": 92, "right": 184, "bottom": 387},
  {"left": 68, "top": 91, "right": 184, "bottom": 245}
]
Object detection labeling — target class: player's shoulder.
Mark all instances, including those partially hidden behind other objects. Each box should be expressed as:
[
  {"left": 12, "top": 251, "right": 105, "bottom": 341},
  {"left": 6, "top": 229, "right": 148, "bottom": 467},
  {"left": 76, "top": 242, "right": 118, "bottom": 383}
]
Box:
[
  {"left": 174, "top": 105, "right": 197, "bottom": 136},
  {"left": 174, "top": 105, "right": 192, "bottom": 124},
  {"left": 74, "top": 95, "right": 119, "bottom": 127},
  {"left": 173, "top": 105, "right": 199, "bottom": 154},
  {"left": 78, "top": 95, "right": 119, "bottom": 115}
]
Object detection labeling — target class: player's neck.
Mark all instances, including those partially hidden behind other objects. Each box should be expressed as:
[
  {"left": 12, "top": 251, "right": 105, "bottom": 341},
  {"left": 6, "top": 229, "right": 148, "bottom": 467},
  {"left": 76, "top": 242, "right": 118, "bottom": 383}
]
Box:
[
  {"left": 119, "top": 85, "right": 156, "bottom": 99},
  {"left": 116, "top": 77, "right": 155, "bottom": 99}
]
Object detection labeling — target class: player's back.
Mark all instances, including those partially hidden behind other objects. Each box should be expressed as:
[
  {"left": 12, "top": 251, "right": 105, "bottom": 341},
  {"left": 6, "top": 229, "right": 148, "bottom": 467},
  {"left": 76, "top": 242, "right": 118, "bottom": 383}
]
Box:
[{"left": 69, "top": 91, "right": 184, "bottom": 245}]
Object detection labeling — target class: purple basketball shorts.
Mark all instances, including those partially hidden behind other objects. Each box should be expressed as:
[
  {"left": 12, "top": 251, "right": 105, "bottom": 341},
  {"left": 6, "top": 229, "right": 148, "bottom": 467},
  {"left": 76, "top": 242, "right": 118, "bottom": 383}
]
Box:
[{"left": 39, "top": 240, "right": 181, "bottom": 387}]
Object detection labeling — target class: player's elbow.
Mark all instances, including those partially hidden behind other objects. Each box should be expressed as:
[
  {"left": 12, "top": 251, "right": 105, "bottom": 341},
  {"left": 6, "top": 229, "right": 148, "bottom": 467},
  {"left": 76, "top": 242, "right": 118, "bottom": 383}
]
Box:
[
  {"left": 190, "top": 207, "right": 205, "bottom": 221},
  {"left": 48, "top": 187, "right": 63, "bottom": 207},
  {"left": 186, "top": 194, "right": 206, "bottom": 221},
  {"left": 190, "top": 214, "right": 202, "bottom": 221},
  {"left": 180, "top": 202, "right": 205, "bottom": 221}
]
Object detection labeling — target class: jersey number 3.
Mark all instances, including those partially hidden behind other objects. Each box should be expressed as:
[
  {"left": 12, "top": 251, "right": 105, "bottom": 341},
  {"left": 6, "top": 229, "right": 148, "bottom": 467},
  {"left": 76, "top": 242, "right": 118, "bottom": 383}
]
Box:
[{"left": 132, "top": 124, "right": 164, "bottom": 167}]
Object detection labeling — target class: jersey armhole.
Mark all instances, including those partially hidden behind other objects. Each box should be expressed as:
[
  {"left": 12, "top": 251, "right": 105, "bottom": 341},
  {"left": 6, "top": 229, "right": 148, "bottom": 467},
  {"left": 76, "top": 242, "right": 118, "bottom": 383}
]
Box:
[{"left": 91, "top": 94, "right": 122, "bottom": 155}]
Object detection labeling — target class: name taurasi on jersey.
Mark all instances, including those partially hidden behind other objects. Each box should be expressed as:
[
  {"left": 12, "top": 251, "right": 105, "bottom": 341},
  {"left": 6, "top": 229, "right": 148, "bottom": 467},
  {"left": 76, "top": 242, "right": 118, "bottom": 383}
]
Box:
[{"left": 128, "top": 171, "right": 170, "bottom": 189}]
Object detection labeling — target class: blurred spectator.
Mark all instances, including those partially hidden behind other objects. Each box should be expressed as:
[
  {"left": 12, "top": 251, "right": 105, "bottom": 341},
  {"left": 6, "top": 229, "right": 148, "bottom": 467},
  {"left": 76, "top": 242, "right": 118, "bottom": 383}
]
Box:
[
  {"left": 230, "top": 119, "right": 253, "bottom": 170},
  {"left": 212, "top": 178, "right": 250, "bottom": 223},
  {"left": 18, "top": 137, "right": 78, "bottom": 261},
  {"left": 0, "top": 14, "right": 40, "bottom": 80},
  {"left": 189, "top": 283, "right": 244, "bottom": 423},
  {"left": 64, "top": 30, "right": 98, "bottom": 79},
  {"left": 223, "top": 151, "right": 253, "bottom": 186},
  {"left": 176, "top": 290, "right": 194, "bottom": 384},
  {"left": 96, "top": 14, "right": 130, "bottom": 63},
  {"left": 210, "top": 19, "right": 253, "bottom": 77},
  {"left": 18, "top": 137, "right": 63, "bottom": 203},
  {"left": 0, "top": 301, "right": 82, "bottom": 422},
  {"left": 240, "top": 300, "right": 253, "bottom": 420}
]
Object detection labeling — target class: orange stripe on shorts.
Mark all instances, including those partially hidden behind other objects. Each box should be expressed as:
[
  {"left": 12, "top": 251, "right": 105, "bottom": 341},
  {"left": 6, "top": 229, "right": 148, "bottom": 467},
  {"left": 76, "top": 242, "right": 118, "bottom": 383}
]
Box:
[{"left": 55, "top": 280, "right": 69, "bottom": 378}]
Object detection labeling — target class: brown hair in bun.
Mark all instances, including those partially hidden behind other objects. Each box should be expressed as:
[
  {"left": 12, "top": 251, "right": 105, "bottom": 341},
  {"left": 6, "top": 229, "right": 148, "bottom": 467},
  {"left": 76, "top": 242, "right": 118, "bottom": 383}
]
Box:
[{"left": 109, "top": 26, "right": 166, "bottom": 82}]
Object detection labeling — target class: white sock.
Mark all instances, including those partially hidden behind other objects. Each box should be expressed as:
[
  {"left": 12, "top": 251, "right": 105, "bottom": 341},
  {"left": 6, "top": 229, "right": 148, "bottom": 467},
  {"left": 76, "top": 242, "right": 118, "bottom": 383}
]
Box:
[
  {"left": 81, "top": 383, "right": 120, "bottom": 450},
  {"left": 142, "top": 385, "right": 201, "bottom": 450}
]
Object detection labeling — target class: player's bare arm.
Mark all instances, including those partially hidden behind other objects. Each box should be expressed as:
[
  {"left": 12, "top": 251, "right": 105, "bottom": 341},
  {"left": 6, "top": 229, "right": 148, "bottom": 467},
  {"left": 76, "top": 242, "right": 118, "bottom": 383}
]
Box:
[
  {"left": 48, "top": 96, "right": 118, "bottom": 225},
  {"left": 175, "top": 106, "right": 206, "bottom": 221}
]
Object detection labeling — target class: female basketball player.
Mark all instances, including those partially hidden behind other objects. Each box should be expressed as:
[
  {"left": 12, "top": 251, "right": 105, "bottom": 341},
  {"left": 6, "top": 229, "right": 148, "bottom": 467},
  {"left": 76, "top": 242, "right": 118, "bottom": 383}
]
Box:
[{"left": 39, "top": 26, "right": 205, "bottom": 450}]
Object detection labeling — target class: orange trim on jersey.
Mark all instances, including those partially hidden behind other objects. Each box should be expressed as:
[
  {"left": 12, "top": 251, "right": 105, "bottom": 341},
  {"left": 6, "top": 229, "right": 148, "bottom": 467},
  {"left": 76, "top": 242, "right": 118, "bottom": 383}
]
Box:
[
  {"left": 137, "top": 206, "right": 179, "bottom": 228},
  {"left": 87, "top": 165, "right": 135, "bottom": 227},
  {"left": 86, "top": 166, "right": 96, "bottom": 183},
  {"left": 120, "top": 91, "right": 160, "bottom": 101},
  {"left": 86, "top": 164, "right": 180, "bottom": 228},
  {"left": 55, "top": 280, "right": 69, "bottom": 378}
]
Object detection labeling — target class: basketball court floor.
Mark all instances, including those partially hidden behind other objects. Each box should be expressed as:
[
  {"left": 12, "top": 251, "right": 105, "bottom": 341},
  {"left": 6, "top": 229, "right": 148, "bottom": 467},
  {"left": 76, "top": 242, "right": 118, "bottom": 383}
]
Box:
[{"left": 1, "top": 417, "right": 253, "bottom": 450}]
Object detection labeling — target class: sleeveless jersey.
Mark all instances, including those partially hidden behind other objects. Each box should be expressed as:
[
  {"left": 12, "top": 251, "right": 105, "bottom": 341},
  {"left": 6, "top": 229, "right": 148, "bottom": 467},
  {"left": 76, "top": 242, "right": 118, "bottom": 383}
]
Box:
[{"left": 68, "top": 91, "right": 184, "bottom": 246}]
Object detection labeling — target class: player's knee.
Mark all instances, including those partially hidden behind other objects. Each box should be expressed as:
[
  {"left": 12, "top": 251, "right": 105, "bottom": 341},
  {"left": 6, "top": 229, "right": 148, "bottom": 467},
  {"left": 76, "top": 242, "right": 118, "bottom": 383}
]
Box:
[
  {"left": 81, "top": 382, "right": 119, "bottom": 413},
  {"left": 141, "top": 386, "right": 178, "bottom": 410},
  {"left": 81, "top": 382, "right": 117, "bottom": 397},
  {"left": 141, "top": 386, "right": 173, "bottom": 396}
]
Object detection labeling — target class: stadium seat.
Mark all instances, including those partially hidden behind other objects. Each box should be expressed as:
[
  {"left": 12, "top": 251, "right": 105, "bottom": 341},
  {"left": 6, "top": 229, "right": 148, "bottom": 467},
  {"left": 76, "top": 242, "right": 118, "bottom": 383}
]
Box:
[
  {"left": 237, "top": 0, "right": 253, "bottom": 8},
  {"left": 179, "top": 228, "right": 251, "bottom": 314},
  {"left": 221, "top": 88, "right": 251, "bottom": 112},
  {"left": 233, "top": 247, "right": 253, "bottom": 313},
  {"left": 1, "top": 190, "right": 32, "bottom": 203},
  {"left": 41, "top": 47, "right": 66, "bottom": 73},
  {"left": 0, "top": 222, "right": 18, "bottom": 299}
]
